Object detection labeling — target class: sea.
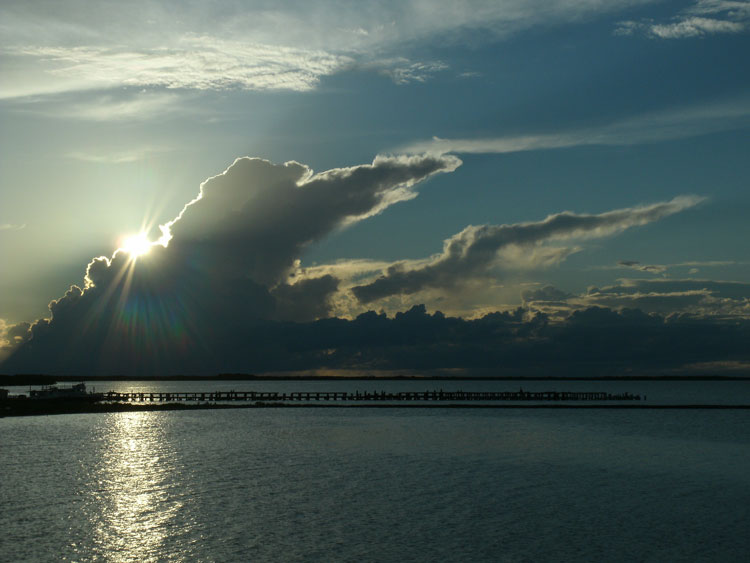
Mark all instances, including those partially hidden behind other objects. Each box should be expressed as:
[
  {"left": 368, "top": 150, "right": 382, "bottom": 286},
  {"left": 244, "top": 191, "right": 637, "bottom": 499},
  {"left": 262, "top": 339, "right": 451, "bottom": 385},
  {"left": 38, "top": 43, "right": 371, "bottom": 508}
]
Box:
[{"left": 2, "top": 379, "right": 749, "bottom": 562}]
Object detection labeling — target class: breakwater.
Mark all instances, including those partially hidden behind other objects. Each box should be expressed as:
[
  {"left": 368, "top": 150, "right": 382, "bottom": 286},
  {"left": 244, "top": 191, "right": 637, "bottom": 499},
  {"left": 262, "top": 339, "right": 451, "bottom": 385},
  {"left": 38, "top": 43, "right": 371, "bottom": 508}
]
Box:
[{"left": 101, "top": 389, "right": 641, "bottom": 402}]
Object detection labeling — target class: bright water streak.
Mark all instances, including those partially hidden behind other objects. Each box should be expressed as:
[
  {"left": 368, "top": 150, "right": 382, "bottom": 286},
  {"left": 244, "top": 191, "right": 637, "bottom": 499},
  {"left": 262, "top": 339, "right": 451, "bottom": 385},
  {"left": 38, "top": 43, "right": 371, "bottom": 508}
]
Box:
[{"left": 2, "top": 406, "right": 750, "bottom": 561}]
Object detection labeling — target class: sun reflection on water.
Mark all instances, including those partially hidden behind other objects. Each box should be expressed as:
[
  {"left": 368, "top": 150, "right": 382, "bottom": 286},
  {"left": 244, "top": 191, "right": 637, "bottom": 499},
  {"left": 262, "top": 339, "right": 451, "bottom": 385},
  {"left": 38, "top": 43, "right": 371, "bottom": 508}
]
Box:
[{"left": 91, "top": 412, "right": 184, "bottom": 561}]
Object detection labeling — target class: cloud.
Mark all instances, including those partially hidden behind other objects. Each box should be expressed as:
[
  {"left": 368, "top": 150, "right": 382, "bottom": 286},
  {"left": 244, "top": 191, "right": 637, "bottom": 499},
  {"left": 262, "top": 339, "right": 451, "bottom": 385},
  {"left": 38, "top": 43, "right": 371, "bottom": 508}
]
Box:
[
  {"left": 616, "top": 17, "right": 745, "bottom": 38},
  {"left": 676, "top": 260, "right": 746, "bottom": 267},
  {"left": 617, "top": 260, "right": 667, "bottom": 274},
  {"left": 66, "top": 152, "right": 140, "bottom": 164},
  {"left": 593, "top": 278, "right": 750, "bottom": 301},
  {"left": 295, "top": 259, "right": 396, "bottom": 283},
  {"left": 523, "top": 278, "right": 750, "bottom": 317},
  {"left": 271, "top": 275, "right": 340, "bottom": 323},
  {"left": 351, "top": 196, "right": 704, "bottom": 304},
  {"left": 615, "top": 0, "right": 749, "bottom": 38},
  {"left": 162, "top": 154, "right": 461, "bottom": 286},
  {"left": 10, "top": 299, "right": 750, "bottom": 376},
  {"left": 0, "top": 223, "right": 26, "bottom": 231},
  {"left": 0, "top": 153, "right": 460, "bottom": 374},
  {"left": 61, "top": 92, "right": 183, "bottom": 121},
  {"left": 399, "top": 98, "right": 750, "bottom": 155},
  {"left": 521, "top": 285, "right": 574, "bottom": 303},
  {"left": 0, "top": 150, "right": 737, "bottom": 376},
  {"left": 6, "top": 39, "right": 352, "bottom": 95},
  {"left": 649, "top": 17, "right": 744, "bottom": 38},
  {"left": 0, "top": 319, "right": 31, "bottom": 343},
  {"left": 0, "top": 319, "right": 31, "bottom": 362},
  {"left": 593, "top": 259, "right": 748, "bottom": 276},
  {"left": 8, "top": 90, "right": 187, "bottom": 121},
  {"left": 0, "top": 0, "right": 657, "bottom": 99},
  {"left": 66, "top": 146, "right": 172, "bottom": 163},
  {"left": 362, "top": 58, "right": 450, "bottom": 85}
]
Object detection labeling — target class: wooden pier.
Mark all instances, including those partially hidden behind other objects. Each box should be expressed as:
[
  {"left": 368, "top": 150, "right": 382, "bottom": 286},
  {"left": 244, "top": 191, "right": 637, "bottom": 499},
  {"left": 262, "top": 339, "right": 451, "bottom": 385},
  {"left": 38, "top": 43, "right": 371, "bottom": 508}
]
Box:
[{"left": 101, "top": 389, "right": 641, "bottom": 403}]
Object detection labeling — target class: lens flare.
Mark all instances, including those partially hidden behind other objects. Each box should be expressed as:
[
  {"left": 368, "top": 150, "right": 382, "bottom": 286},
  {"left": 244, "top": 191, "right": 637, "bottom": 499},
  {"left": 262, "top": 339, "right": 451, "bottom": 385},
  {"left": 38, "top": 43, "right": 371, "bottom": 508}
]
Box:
[{"left": 120, "top": 233, "right": 152, "bottom": 258}]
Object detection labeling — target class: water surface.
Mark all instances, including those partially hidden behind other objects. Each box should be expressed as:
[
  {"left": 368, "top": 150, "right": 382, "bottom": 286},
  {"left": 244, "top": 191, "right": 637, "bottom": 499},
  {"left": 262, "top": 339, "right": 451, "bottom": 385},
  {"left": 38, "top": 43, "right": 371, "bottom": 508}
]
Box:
[{"left": 2, "top": 396, "right": 749, "bottom": 561}]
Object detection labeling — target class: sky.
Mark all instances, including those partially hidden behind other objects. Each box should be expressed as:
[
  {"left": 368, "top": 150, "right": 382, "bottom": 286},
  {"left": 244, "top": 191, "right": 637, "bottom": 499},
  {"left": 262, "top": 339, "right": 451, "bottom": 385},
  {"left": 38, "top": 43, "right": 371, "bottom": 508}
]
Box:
[{"left": 1, "top": 0, "right": 750, "bottom": 375}]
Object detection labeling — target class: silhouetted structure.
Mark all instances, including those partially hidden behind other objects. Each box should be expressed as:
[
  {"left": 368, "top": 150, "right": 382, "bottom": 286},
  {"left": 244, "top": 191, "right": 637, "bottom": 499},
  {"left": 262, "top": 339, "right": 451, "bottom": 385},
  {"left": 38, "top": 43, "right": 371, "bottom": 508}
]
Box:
[{"left": 100, "top": 389, "right": 640, "bottom": 402}]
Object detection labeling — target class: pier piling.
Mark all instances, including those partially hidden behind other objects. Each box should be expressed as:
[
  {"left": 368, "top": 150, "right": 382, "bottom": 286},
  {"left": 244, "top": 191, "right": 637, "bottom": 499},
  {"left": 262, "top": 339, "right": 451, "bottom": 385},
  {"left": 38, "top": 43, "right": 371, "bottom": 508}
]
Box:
[{"left": 100, "top": 389, "right": 640, "bottom": 403}]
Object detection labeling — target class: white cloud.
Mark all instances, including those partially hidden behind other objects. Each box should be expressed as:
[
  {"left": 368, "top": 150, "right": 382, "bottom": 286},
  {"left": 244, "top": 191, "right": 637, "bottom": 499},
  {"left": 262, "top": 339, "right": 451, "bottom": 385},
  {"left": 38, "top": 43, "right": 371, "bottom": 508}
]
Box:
[
  {"left": 66, "top": 145, "right": 173, "bottom": 163},
  {"left": 650, "top": 16, "right": 744, "bottom": 38},
  {"left": 0, "top": 0, "right": 656, "bottom": 99},
  {"left": 399, "top": 98, "right": 750, "bottom": 154},
  {"left": 69, "top": 92, "right": 183, "bottom": 121},
  {"left": 0, "top": 223, "right": 26, "bottom": 231},
  {"left": 689, "top": 0, "right": 750, "bottom": 15},
  {"left": 4, "top": 39, "right": 351, "bottom": 97},
  {"left": 365, "top": 58, "right": 450, "bottom": 85},
  {"left": 615, "top": 0, "right": 749, "bottom": 38},
  {"left": 8, "top": 90, "right": 185, "bottom": 121}
]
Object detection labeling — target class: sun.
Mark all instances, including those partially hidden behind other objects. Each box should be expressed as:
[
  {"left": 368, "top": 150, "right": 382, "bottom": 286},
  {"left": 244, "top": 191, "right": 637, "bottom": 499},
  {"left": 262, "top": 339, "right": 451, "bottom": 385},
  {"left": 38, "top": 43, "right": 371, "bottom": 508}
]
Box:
[{"left": 120, "top": 232, "right": 152, "bottom": 258}]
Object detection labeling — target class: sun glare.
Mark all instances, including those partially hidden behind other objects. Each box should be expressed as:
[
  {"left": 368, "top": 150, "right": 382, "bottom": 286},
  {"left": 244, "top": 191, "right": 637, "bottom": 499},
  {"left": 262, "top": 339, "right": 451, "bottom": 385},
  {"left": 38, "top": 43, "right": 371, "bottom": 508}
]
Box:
[{"left": 121, "top": 233, "right": 152, "bottom": 258}]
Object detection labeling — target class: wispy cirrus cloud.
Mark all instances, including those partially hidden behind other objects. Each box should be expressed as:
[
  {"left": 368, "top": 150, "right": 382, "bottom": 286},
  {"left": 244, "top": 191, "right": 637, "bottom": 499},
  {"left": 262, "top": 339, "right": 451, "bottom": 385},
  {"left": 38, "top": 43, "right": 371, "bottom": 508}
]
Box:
[
  {"left": 615, "top": 0, "right": 750, "bottom": 38},
  {"left": 5, "top": 38, "right": 352, "bottom": 96},
  {"left": 6, "top": 90, "right": 186, "bottom": 122},
  {"left": 524, "top": 278, "right": 750, "bottom": 318},
  {"left": 617, "top": 260, "right": 668, "bottom": 274},
  {"left": 0, "top": 223, "right": 26, "bottom": 231},
  {"left": 593, "top": 259, "right": 748, "bottom": 275},
  {"left": 62, "top": 92, "right": 182, "bottom": 121},
  {"left": 364, "top": 58, "right": 450, "bottom": 85},
  {"left": 399, "top": 98, "right": 750, "bottom": 155},
  {"left": 66, "top": 145, "right": 172, "bottom": 164},
  {"left": 0, "top": 0, "right": 656, "bottom": 100}
]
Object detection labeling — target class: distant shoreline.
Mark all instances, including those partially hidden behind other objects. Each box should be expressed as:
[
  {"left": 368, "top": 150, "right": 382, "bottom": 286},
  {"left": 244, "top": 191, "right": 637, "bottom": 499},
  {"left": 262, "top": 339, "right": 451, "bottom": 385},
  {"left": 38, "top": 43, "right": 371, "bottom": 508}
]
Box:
[
  {"left": 3, "top": 374, "right": 750, "bottom": 385},
  {"left": 3, "top": 401, "right": 750, "bottom": 418}
]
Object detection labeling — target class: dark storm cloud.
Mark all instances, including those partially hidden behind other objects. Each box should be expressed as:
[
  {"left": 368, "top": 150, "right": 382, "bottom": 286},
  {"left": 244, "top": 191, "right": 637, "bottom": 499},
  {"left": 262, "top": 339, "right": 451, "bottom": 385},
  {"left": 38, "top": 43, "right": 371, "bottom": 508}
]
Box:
[
  {"left": 0, "top": 320, "right": 31, "bottom": 361},
  {"left": 6, "top": 321, "right": 31, "bottom": 342},
  {"left": 352, "top": 196, "right": 703, "bottom": 304},
  {"left": 2, "top": 153, "right": 744, "bottom": 377},
  {"left": 5, "top": 293, "right": 750, "bottom": 376},
  {"left": 121, "top": 304, "right": 750, "bottom": 375},
  {"left": 270, "top": 275, "right": 340, "bottom": 323},
  {"left": 0, "top": 154, "right": 461, "bottom": 374}
]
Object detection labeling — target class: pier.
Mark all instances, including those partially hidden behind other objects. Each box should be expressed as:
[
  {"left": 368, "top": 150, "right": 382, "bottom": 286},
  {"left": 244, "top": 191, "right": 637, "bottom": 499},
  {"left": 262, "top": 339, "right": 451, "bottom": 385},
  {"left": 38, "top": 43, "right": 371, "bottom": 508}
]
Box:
[{"left": 100, "top": 389, "right": 641, "bottom": 403}]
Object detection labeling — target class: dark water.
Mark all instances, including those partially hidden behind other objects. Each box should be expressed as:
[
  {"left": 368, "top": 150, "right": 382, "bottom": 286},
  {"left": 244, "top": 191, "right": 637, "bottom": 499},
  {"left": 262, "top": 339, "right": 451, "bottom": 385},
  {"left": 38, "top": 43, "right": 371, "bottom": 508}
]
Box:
[{"left": 2, "top": 381, "right": 750, "bottom": 561}]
